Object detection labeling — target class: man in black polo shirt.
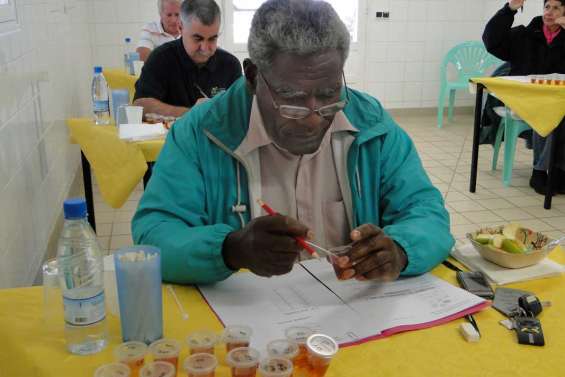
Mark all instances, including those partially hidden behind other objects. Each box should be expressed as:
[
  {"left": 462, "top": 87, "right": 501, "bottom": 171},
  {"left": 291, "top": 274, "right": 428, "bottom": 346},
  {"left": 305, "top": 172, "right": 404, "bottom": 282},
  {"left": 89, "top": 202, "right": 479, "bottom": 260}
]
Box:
[{"left": 134, "top": 0, "right": 242, "bottom": 117}]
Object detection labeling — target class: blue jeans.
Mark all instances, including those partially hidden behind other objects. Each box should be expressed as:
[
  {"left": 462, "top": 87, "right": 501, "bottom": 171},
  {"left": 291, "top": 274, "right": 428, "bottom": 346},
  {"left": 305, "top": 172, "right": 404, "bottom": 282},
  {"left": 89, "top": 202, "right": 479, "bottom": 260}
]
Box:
[{"left": 532, "top": 132, "right": 552, "bottom": 171}]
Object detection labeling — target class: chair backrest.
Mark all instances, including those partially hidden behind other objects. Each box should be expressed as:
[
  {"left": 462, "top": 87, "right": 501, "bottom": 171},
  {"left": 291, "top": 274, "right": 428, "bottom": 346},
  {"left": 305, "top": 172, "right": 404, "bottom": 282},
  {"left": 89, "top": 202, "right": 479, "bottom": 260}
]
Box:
[{"left": 440, "top": 41, "right": 503, "bottom": 84}]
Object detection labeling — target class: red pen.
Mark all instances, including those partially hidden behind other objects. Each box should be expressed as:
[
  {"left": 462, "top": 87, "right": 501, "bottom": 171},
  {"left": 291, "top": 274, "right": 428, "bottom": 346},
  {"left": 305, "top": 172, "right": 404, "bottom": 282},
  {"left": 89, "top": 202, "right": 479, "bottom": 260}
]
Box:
[{"left": 257, "top": 199, "right": 319, "bottom": 258}]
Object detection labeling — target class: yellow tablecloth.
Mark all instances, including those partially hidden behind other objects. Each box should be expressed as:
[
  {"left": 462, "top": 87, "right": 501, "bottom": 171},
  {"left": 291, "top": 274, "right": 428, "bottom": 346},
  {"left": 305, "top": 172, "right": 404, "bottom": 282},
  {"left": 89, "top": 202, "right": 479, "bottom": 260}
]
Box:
[
  {"left": 67, "top": 118, "right": 165, "bottom": 208},
  {"left": 2, "top": 251, "right": 565, "bottom": 377},
  {"left": 472, "top": 77, "right": 565, "bottom": 137},
  {"left": 104, "top": 68, "right": 138, "bottom": 102}
]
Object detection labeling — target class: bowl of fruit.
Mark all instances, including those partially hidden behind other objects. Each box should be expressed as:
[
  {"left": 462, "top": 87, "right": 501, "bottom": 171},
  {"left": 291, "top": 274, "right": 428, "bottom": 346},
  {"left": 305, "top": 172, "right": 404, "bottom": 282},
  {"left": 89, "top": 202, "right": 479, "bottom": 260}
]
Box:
[{"left": 467, "top": 223, "right": 552, "bottom": 269}]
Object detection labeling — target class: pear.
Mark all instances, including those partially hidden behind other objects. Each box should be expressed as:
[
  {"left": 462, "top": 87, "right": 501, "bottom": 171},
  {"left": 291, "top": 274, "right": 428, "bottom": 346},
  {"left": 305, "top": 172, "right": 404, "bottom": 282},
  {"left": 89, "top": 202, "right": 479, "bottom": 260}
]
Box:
[
  {"left": 501, "top": 239, "right": 528, "bottom": 254},
  {"left": 475, "top": 233, "right": 493, "bottom": 244}
]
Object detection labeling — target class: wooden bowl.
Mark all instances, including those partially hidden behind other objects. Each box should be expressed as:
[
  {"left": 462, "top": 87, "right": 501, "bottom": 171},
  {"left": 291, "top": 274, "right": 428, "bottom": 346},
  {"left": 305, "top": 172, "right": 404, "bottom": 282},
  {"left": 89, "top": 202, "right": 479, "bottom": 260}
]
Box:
[{"left": 466, "top": 226, "right": 551, "bottom": 269}]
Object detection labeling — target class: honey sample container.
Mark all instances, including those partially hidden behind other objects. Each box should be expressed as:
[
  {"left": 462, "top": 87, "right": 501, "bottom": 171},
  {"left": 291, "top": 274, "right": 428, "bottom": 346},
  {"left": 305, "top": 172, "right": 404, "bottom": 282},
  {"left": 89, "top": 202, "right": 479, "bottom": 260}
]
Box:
[
  {"left": 184, "top": 353, "right": 218, "bottom": 377},
  {"left": 223, "top": 325, "right": 253, "bottom": 353},
  {"left": 187, "top": 330, "right": 219, "bottom": 355},
  {"left": 114, "top": 341, "right": 148, "bottom": 377},
  {"left": 226, "top": 347, "right": 260, "bottom": 377},
  {"left": 305, "top": 334, "right": 338, "bottom": 377},
  {"left": 148, "top": 339, "right": 181, "bottom": 370}
]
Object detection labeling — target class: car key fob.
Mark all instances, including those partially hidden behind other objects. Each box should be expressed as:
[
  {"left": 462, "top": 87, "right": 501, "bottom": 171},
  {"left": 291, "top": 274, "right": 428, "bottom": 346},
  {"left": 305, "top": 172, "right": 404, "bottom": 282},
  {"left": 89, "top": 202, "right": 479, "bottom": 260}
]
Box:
[{"left": 514, "top": 317, "right": 545, "bottom": 346}]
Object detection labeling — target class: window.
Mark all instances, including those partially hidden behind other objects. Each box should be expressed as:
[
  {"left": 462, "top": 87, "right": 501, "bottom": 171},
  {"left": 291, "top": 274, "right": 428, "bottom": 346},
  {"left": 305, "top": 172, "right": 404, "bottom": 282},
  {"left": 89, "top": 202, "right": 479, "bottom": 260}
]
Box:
[
  {"left": 0, "top": 0, "right": 18, "bottom": 34},
  {"left": 231, "top": 0, "right": 359, "bottom": 45}
]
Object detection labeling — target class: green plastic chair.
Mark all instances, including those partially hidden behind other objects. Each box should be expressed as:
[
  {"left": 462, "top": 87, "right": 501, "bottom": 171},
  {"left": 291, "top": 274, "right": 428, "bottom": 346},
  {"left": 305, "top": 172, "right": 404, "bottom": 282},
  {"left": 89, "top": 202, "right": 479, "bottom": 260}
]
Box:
[
  {"left": 491, "top": 106, "right": 531, "bottom": 187},
  {"left": 437, "top": 41, "right": 502, "bottom": 128}
]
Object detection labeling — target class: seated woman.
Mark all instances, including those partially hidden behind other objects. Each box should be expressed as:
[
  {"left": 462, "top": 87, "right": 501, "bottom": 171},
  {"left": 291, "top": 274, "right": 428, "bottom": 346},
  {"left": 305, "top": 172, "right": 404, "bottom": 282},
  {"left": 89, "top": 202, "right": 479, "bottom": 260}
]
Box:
[
  {"left": 483, "top": 0, "right": 565, "bottom": 195},
  {"left": 136, "top": 0, "right": 182, "bottom": 62}
]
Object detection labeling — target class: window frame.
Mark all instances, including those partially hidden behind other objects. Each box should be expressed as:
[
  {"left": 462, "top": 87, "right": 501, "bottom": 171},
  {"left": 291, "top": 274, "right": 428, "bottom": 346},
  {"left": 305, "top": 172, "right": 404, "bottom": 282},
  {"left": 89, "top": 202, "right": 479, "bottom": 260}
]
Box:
[
  {"left": 223, "top": 0, "right": 362, "bottom": 53},
  {"left": 0, "top": 0, "right": 19, "bottom": 35}
]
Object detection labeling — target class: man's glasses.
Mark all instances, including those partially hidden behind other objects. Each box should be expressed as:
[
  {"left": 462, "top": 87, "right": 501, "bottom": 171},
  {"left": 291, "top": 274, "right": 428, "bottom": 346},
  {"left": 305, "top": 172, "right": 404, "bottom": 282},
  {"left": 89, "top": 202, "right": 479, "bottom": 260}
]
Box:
[{"left": 259, "top": 72, "right": 349, "bottom": 120}]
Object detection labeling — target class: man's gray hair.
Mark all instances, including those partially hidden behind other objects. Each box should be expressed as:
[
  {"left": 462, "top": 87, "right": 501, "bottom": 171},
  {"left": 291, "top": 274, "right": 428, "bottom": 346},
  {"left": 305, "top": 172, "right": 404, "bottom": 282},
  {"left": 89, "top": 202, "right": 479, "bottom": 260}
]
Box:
[
  {"left": 248, "top": 0, "right": 350, "bottom": 72},
  {"left": 180, "top": 0, "right": 221, "bottom": 26},
  {"left": 158, "top": 0, "right": 181, "bottom": 13}
]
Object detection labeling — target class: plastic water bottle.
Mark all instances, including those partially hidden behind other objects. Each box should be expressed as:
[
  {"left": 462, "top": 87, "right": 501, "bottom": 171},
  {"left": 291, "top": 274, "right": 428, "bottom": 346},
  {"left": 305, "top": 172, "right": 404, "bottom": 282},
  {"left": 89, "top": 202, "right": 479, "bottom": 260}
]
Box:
[
  {"left": 57, "top": 198, "right": 108, "bottom": 355},
  {"left": 123, "top": 37, "right": 133, "bottom": 72},
  {"left": 92, "top": 66, "right": 111, "bottom": 125}
]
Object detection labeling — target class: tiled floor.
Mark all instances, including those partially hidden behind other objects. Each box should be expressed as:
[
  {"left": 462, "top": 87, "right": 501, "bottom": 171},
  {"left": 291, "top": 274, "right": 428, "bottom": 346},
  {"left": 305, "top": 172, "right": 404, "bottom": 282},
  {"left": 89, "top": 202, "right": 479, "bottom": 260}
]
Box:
[{"left": 93, "top": 110, "right": 565, "bottom": 254}]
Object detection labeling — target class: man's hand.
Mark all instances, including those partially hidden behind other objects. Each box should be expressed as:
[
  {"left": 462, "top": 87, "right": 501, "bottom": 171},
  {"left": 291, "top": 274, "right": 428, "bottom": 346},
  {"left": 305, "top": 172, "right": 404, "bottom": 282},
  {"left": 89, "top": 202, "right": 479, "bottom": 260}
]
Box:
[
  {"left": 222, "top": 215, "right": 311, "bottom": 277},
  {"left": 556, "top": 16, "right": 565, "bottom": 29},
  {"left": 336, "top": 224, "right": 407, "bottom": 282},
  {"left": 508, "top": 0, "right": 525, "bottom": 11}
]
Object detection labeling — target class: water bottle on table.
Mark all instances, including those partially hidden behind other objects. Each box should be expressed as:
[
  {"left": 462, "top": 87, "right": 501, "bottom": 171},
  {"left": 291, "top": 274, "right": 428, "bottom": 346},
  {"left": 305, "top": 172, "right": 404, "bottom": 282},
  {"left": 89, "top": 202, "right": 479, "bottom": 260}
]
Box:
[
  {"left": 92, "top": 66, "right": 111, "bottom": 125},
  {"left": 56, "top": 198, "right": 108, "bottom": 355},
  {"left": 123, "top": 37, "right": 133, "bottom": 72}
]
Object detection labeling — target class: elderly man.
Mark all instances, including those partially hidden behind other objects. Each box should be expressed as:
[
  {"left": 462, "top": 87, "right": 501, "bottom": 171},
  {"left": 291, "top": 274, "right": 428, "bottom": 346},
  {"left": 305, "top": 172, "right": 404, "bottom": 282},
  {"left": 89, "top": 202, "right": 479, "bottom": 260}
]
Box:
[
  {"left": 133, "top": 0, "right": 242, "bottom": 117},
  {"left": 137, "top": 0, "right": 182, "bottom": 62},
  {"left": 132, "top": 0, "right": 453, "bottom": 284}
]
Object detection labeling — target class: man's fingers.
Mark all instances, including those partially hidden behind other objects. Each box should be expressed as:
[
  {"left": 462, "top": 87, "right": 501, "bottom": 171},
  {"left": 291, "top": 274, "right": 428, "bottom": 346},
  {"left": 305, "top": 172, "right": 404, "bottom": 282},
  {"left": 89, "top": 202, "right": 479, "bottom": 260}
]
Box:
[
  {"left": 349, "top": 233, "right": 389, "bottom": 261},
  {"left": 353, "top": 251, "right": 393, "bottom": 276},
  {"left": 350, "top": 224, "right": 382, "bottom": 242},
  {"left": 256, "top": 215, "right": 310, "bottom": 238},
  {"left": 362, "top": 262, "right": 399, "bottom": 282}
]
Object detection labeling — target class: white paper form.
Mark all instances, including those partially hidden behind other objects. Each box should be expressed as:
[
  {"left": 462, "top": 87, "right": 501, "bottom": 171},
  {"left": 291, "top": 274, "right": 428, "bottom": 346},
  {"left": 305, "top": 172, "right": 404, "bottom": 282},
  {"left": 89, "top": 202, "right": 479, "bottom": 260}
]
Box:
[
  {"left": 198, "top": 261, "right": 366, "bottom": 351},
  {"left": 302, "top": 260, "right": 486, "bottom": 337}
]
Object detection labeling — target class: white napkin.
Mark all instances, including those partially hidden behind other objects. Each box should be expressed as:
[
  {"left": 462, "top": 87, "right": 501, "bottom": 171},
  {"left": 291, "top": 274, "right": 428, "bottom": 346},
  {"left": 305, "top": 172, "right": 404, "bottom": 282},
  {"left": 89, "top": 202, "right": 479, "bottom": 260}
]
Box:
[
  {"left": 451, "top": 243, "right": 564, "bottom": 285},
  {"left": 118, "top": 123, "right": 167, "bottom": 142}
]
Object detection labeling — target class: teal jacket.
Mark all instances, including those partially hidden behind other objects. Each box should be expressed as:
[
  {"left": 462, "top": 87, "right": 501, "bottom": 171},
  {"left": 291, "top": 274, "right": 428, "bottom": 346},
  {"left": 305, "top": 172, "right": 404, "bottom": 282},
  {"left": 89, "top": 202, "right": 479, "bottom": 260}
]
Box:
[{"left": 132, "top": 77, "right": 454, "bottom": 284}]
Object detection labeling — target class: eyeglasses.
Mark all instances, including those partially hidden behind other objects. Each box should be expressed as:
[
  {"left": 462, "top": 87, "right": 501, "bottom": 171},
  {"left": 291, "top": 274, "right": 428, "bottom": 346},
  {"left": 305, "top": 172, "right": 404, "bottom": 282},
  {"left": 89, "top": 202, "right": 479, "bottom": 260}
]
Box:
[{"left": 259, "top": 72, "right": 349, "bottom": 120}]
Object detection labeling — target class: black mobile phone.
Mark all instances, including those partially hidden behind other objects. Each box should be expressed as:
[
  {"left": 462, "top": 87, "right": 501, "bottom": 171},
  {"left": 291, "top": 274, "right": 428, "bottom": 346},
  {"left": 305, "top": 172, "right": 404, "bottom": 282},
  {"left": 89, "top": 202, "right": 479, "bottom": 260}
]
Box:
[{"left": 456, "top": 271, "right": 494, "bottom": 299}]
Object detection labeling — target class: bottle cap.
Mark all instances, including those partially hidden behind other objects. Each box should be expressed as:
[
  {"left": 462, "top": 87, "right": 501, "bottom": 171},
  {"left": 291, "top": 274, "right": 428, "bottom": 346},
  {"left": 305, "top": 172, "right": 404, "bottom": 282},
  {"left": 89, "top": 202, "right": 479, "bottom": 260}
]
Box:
[
  {"left": 63, "top": 198, "right": 87, "bottom": 219},
  {"left": 306, "top": 334, "right": 338, "bottom": 359},
  {"left": 94, "top": 66, "right": 103, "bottom": 74},
  {"left": 125, "top": 37, "right": 131, "bottom": 43}
]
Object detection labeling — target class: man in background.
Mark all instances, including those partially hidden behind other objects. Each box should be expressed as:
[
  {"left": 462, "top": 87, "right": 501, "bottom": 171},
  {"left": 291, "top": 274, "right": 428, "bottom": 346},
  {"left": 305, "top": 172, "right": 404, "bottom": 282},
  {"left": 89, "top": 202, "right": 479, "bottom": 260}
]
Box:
[
  {"left": 134, "top": 0, "right": 242, "bottom": 117},
  {"left": 137, "top": 0, "right": 182, "bottom": 62}
]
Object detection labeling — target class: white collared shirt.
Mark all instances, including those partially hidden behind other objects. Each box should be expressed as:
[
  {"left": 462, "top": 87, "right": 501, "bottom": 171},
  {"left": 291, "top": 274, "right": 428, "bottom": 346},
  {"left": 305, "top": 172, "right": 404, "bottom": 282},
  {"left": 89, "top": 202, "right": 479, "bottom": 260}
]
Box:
[{"left": 137, "top": 21, "right": 179, "bottom": 50}]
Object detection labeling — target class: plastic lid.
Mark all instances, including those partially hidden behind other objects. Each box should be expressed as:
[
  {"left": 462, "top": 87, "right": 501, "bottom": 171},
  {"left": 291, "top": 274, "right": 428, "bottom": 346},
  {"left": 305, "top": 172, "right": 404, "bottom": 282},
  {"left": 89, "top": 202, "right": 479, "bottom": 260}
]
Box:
[
  {"left": 266, "top": 339, "right": 299, "bottom": 359},
  {"left": 223, "top": 325, "right": 253, "bottom": 343},
  {"left": 139, "top": 361, "right": 175, "bottom": 377},
  {"left": 125, "top": 37, "right": 132, "bottom": 43},
  {"left": 306, "top": 334, "right": 338, "bottom": 358},
  {"left": 114, "top": 341, "right": 148, "bottom": 362},
  {"left": 284, "top": 327, "right": 313, "bottom": 345},
  {"left": 183, "top": 353, "right": 218, "bottom": 374},
  {"left": 63, "top": 198, "right": 87, "bottom": 219},
  {"left": 258, "top": 357, "right": 293, "bottom": 377},
  {"left": 94, "top": 363, "right": 131, "bottom": 377},
  {"left": 94, "top": 66, "right": 103, "bottom": 74},
  {"left": 187, "top": 331, "right": 219, "bottom": 350},
  {"left": 149, "top": 339, "right": 181, "bottom": 358},
  {"left": 226, "top": 347, "right": 260, "bottom": 368}
]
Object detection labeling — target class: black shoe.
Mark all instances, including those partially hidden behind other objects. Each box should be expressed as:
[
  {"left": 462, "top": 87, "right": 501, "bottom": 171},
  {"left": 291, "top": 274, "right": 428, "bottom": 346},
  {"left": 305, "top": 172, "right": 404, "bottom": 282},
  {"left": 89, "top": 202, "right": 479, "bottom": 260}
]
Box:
[{"left": 529, "top": 170, "right": 552, "bottom": 196}]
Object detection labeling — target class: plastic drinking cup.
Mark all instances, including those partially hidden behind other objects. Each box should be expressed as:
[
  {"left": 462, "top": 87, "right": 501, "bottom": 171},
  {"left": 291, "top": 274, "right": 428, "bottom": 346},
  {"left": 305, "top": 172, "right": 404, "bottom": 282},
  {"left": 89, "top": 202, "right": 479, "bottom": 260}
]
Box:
[
  {"left": 42, "top": 258, "right": 63, "bottom": 330},
  {"left": 114, "top": 246, "right": 163, "bottom": 344},
  {"left": 183, "top": 353, "right": 218, "bottom": 377},
  {"left": 111, "top": 90, "right": 130, "bottom": 124},
  {"left": 94, "top": 362, "right": 131, "bottom": 377},
  {"left": 327, "top": 245, "right": 353, "bottom": 280},
  {"left": 187, "top": 330, "right": 219, "bottom": 355}
]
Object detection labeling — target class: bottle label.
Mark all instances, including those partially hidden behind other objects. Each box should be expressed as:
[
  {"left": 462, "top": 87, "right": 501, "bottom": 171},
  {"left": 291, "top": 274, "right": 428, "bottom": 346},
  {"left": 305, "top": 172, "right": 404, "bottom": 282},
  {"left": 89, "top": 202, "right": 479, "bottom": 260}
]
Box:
[
  {"left": 93, "top": 100, "right": 109, "bottom": 113},
  {"left": 63, "top": 291, "right": 106, "bottom": 326}
]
